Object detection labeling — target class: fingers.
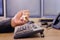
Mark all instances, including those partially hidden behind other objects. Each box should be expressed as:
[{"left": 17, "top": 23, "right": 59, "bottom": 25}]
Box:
[
  {"left": 19, "top": 10, "right": 29, "bottom": 23},
  {"left": 23, "top": 10, "right": 30, "bottom": 17},
  {"left": 13, "top": 10, "right": 29, "bottom": 20},
  {"left": 14, "top": 11, "right": 23, "bottom": 20},
  {"left": 15, "top": 19, "right": 27, "bottom": 26},
  {"left": 12, "top": 10, "right": 30, "bottom": 27}
]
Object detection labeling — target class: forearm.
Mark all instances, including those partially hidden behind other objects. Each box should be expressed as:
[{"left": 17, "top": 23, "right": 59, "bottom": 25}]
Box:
[{"left": 0, "top": 19, "right": 14, "bottom": 33}]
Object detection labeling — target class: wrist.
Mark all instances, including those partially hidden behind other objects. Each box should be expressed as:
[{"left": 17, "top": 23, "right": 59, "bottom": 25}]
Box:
[{"left": 11, "top": 18, "right": 16, "bottom": 28}]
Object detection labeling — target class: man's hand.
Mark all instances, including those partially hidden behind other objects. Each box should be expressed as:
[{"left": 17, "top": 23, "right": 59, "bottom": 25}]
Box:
[{"left": 11, "top": 10, "right": 29, "bottom": 28}]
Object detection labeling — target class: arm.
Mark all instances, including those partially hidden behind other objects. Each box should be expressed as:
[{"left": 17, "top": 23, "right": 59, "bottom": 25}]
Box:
[
  {"left": 0, "top": 19, "right": 14, "bottom": 33},
  {"left": 0, "top": 10, "right": 29, "bottom": 33}
]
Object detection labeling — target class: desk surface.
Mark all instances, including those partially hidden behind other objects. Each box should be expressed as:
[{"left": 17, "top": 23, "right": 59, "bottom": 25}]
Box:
[{"left": 0, "top": 28, "right": 60, "bottom": 40}]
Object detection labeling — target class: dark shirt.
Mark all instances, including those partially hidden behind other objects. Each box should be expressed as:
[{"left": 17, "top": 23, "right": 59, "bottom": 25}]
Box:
[{"left": 0, "top": 19, "right": 14, "bottom": 33}]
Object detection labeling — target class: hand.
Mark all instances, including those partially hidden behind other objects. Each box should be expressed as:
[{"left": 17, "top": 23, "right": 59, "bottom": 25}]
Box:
[{"left": 11, "top": 10, "right": 29, "bottom": 28}]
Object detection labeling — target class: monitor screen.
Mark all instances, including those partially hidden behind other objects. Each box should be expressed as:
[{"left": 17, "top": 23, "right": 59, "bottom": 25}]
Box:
[
  {"left": 43, "top": 0, "right": 60, "bottom": 18},
  {"left": 0, "top": 0, "right": 4, "bottom": 16},
  {"left": 6, "top": 0, "right": 41, "bottom": 18}
]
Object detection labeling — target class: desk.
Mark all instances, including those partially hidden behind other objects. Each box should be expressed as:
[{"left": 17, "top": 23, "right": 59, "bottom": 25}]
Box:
[
  {"left": 0, "top": 33, "right": 14, "bottom": 40},
  {"left": 0, "top": 32, "right": 43, "bottom": 40},
  {"left": 0, "top": 28, "right": 60, "bottom": 40}
]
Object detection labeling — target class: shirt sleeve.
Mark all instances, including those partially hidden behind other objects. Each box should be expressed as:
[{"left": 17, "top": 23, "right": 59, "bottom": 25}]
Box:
[{"left": 0, "top": 19, "right": 14, "bottom": 33}]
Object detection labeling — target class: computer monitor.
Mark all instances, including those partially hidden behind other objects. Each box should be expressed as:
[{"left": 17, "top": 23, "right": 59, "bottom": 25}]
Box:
[
  {"left": 6, "top": 0, "right": 41, "bottom": 18},
  {"left": 0, "top": 0, "right": 4, "bottom": 16},
  {"left": 41, "top": 0, "right": 60, "bottom": 18}
]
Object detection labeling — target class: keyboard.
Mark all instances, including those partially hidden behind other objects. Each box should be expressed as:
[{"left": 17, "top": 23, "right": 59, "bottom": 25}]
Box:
[{"left": 14, "top": 21, "right": 44, "bottom": 39}]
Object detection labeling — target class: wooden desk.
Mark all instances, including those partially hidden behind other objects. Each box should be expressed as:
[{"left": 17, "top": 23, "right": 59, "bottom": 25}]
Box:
[
  {"left": 0, "top": 28, "right": 60, "bottom": 40},
  {"left": 0, "top": 33, "right": 14, "bottom": 40}
]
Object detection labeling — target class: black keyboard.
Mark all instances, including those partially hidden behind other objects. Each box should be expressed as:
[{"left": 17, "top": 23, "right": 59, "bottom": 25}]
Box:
[{"left": 14, "top": 21, "right": 44, "bottom": 39}]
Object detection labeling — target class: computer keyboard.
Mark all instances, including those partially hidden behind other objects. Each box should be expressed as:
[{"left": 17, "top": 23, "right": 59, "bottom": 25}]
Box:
[{"left": 14, "top": 21, "right": 44, "bottom": 39}]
